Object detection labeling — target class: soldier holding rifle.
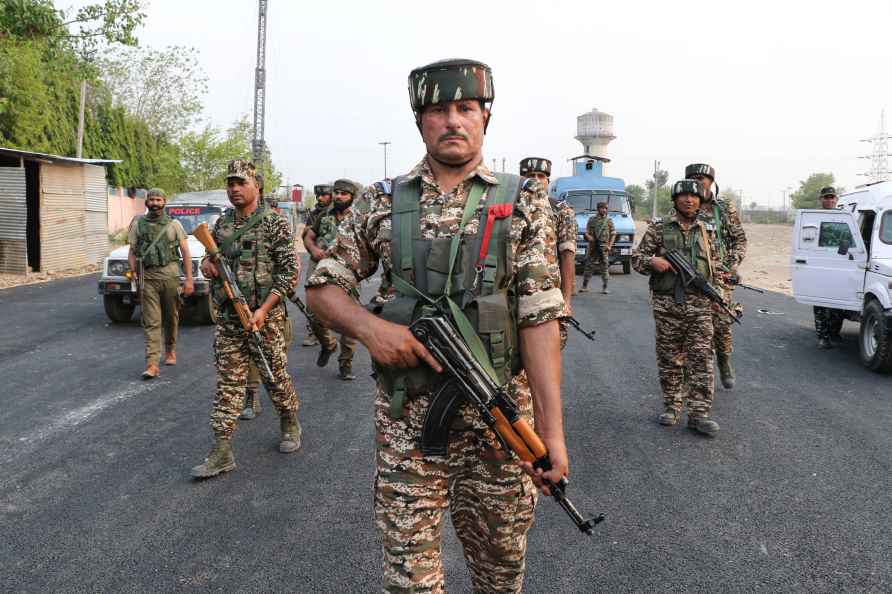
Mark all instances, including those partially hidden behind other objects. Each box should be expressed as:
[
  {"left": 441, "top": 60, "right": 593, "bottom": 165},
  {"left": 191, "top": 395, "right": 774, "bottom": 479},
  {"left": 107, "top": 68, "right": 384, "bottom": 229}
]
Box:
[
  {"left": 307, "top": 59, "right": 571, "bottom": 592},
  {"left": 191, "top": 160, "right": 301, "bottom": 479}
]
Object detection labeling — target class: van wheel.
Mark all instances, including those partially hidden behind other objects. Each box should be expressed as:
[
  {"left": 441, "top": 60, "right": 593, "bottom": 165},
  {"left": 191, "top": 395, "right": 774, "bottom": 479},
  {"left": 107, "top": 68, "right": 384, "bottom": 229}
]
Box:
[
  {"left": 859, "top": 300, "right": 892, "bottom": 372},
  {"left": 622, "top": 259, "right": 631, "bottom": 274},
  {"left": 187, "top": 293, "right": 217, "bottom": 325},
  {"left": 104, "top": 295, "right": 135, "bottom": 323}
]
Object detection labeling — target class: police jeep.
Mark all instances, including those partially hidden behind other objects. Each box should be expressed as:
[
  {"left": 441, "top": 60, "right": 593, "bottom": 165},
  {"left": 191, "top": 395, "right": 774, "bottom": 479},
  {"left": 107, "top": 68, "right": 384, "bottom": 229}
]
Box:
[
  {"left": 98, "top": 191, "right": 228, "bottom": 324},
  {"left": 551, "top": 156, "right": 635, "bottom": 274},
  {"left": 791, "top": 181, "right": 892, "bottom": 371}
]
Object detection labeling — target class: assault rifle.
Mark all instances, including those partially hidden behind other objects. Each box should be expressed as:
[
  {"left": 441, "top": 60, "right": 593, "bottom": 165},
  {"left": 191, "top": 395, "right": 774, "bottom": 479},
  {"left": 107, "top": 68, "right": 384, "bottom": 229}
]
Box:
[
  {"left": 193, "top": 223, "right": 275, "bottom": 381},
  {"left": 567, "top": 316, "right": 596, "bottom": 341},
  {"left": 287, "top": 291, "right": 317, "bottom": 323},
  {"left": 664, "top": 249, "right": 742, "bottom": 325},
  {"left": 727, "top": 274, "right": 765, "bottom": 294},
  {"left": 410, "top": 315, "right": 605, "bottom": 535}
]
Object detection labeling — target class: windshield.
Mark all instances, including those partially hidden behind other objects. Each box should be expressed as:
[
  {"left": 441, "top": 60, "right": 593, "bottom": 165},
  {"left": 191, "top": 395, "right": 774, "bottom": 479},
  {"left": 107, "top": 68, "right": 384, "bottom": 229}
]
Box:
[
  {"left": 562, "top": 191, "right": 628, "bottom": 214},
  {"left": 166, "top": 206, "right": 222, "bottom": 235},
  {"left": 881, "top": 211, "right": 892, "bottom": 245}
]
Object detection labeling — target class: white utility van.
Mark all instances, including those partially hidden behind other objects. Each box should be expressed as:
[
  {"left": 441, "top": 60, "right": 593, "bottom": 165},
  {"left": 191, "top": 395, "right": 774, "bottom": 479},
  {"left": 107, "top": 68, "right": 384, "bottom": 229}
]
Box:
[{"left": 791, "top": 180, "right": 892, "bottom": 372}]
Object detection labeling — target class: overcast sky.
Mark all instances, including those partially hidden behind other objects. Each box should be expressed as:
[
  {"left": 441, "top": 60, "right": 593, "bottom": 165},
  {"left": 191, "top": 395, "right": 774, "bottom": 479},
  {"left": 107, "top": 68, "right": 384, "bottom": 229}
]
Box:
[{"left": 80, "top": 0, "right": 892, "bottom": 206}]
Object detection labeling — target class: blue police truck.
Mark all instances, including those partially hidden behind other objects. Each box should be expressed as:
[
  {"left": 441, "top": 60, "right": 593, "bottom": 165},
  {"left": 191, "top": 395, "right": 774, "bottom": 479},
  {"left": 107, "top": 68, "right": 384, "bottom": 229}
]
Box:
[{"left": 551, "top": 155, "right": 636, "bottom": 274}]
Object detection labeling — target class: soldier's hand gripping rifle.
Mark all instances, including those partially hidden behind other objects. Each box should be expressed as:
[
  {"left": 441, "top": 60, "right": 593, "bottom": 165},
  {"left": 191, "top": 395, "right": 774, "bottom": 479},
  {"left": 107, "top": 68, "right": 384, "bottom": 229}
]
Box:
[
  {"left": 410, "top": 315, "right": 605, "bottom": 535},
  {"left": 567, "top": 316, "right": 596, "bottom": 341},
  {"left": 193, "top": 223, "right": 275, "bottom": 381},
  {"left": 664, "top": 249, "right": 742, "bottom": 325}
]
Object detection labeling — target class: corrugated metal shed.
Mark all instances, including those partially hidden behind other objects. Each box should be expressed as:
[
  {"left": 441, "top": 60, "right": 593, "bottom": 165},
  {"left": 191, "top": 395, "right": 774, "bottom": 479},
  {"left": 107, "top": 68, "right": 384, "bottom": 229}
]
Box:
[
  {"left": 83, "top": 164, "right": 108, "bottom": 267},
  {"left": 0, "top": 167, "right": 27, "bottom": 274},
  {"left": 41, "top": 162, "right": 88, "bottom": 272}
]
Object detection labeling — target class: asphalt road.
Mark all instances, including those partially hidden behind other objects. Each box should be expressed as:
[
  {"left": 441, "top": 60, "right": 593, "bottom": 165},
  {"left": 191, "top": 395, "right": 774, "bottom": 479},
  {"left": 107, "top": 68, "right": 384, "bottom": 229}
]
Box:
[{"left": 1, "top": 264, "right": 890, "bottom": 593}]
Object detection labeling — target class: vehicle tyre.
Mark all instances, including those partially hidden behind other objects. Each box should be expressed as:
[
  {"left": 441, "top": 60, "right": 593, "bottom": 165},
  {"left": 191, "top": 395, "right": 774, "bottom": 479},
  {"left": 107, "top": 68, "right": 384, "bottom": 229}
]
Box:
[
  {"left": 187, "top": 293, "right": 217, "bottom": 325},
  {"left": 104, "top": 295, "right": 135, "bottom": 323},
  {"left": 622, "top": 258, "right": 631, "bottom": 274},
  {"left": 859, "top": 299, "right": 892, "bottom": 373}
]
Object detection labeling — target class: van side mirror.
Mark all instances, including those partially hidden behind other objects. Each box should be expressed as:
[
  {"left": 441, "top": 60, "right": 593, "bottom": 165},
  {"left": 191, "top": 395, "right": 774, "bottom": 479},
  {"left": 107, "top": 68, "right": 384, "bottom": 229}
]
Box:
[{"left": 837, "top": 238, "right": 851, "bottom": 256}]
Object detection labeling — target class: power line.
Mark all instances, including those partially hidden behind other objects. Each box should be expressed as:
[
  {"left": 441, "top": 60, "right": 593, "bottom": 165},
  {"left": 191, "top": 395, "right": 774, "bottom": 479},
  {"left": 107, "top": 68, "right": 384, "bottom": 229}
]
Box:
[{"left": 858, "top": 109, "right": 892, "bottom": 182}]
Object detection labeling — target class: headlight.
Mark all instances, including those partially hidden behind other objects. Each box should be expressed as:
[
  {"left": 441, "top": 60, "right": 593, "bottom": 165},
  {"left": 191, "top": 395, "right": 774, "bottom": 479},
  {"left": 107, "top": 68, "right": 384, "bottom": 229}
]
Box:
[
  {"left": 108, "top": 260, "right": 129, "bottom": 276},
  {"left": 619, "top": 234, "right": 632, "bottom": 242}
]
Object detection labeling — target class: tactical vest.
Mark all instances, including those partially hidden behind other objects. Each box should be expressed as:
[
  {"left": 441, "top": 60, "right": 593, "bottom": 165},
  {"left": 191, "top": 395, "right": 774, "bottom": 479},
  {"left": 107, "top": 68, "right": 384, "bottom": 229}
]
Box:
[
  {"left": 136, "top": 214, "right": 178, "bottom": 268},
  {"left": 212, "top": 207, "right": 277, "bottom": 318},
  {"left": 371, "top": 173, "right": 523, "bottom": 417},
  {"left": 650, "top": 219, "right": 714, "bottom": 294},
  {"left": 590, "top": 215, "right": 610, "bottom": 243},
  {"left": 316, "top": 211, "right": 340, "bottom": 251}
]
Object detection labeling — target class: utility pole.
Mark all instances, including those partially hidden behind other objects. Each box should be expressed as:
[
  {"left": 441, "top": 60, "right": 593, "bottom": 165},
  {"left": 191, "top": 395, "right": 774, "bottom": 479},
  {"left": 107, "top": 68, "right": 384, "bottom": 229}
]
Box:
[
  {"left": 76, "top": 80, "right": 87, "bottom": 158},
  {"left": 501, "top": 157, "right": 506, "bottom": 173},
  {"left": 378, "top": 141, "right": 391, "bottom": 178},
  {"left": 252, "top": 0, "right": 269, "bottom": 172},
  {"left": 650, "top": 160, "right": 661, "bottom": 220}
]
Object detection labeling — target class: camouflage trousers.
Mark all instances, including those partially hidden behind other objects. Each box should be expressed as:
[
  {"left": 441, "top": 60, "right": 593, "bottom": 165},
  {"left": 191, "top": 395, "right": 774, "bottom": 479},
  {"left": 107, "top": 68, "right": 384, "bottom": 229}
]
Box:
[
  {"left": 712, "top": 285, "right": 736, "bottom": 356},
  {"left": 247, "top": 311, "right": 294, "bottom": 389},
  {"left": 210, "top": 305, "right": 299, "bottom": 438},
  {"left": 583, "top": 244, "right": 610, "bottom": 285},
  {"left": 813, "top": 306, "right": 845, "bottom": 340},
  {"left": 652, "top": 294, "right": 715, "bottom": 416},
  {"left": 375, "top": 373, "right": 538, "bottom": 593},
  {"left": 141, "top": 275, "right": 180, "bottom": 366}
]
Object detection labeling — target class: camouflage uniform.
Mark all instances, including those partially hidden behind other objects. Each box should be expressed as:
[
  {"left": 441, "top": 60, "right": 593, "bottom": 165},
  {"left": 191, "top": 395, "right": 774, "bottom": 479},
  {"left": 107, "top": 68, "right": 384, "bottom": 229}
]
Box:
[
  {"left": 699, "top": 196, "right": 747, "bottom": 357},
  {"left": 550, "top": 199, "right": 577, "bottom": 349},
  {"left": 308, "top": 200, "right": 358, "bottom": 369},
  {"left": 632, "top": 210, "right": 721, "bottom": 418},
  {"left": 308, "top": 157, "right": 567, "bottom": 593},
  {"left": 208, "top": 201, "right": 300, "bottom": 439},
  {"left": 583, "top": 213, "right": 615, "bottom": 288},
  {"left": 301, "top": 197, "right": 331, "bottom": 344}
]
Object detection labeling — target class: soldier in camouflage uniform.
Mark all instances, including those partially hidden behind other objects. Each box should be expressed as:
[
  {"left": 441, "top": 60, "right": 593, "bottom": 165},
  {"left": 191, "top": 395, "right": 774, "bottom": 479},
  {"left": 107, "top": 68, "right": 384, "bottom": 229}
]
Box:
[
  {"left": 581, "top": 202, "right": 615, "bottom": 294},
  {"left": 686, "top": 163, "right": 747, "bottom": 389},
  {"left": 366, "top": 180, "right": 398, "bottom": 306},
  {"left": 520, "top": 157, "right": 577, "bottom": 348},
  {"left": 241, "top": 172, "right": 295, "bottom": 420},
  {"left": 305, "top": 179, "right": 359, "bottom": 380},
  {"left": 300, "top": 184, "right": 333, "bottom": 347},
  {"left": 633, "top": 179, "right": 722, "bottom": 435},
  {"left": 127, "top": 188, "right": 194, "bottom": 379},
  {"left": 306, "top": 59, "right": 570, "bottom": 593},
  {"left": 191, "top": 160, "right": 302, "bottom": 479},
  {"left": 813, "top": 186, "right": 846, "bottom": 349}
]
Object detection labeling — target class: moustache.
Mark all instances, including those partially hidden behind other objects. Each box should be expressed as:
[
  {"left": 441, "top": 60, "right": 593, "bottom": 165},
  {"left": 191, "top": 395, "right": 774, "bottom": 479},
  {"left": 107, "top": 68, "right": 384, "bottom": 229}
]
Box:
[{"left": 438, "top": 132, "right": 469, "bottom": 143}]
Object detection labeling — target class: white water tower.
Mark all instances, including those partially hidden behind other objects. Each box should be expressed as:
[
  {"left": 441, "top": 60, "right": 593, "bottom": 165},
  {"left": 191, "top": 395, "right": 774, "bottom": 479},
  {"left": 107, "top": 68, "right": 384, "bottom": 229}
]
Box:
[{"left": 575, "top": 108, "right": 616, "bottom": 160}]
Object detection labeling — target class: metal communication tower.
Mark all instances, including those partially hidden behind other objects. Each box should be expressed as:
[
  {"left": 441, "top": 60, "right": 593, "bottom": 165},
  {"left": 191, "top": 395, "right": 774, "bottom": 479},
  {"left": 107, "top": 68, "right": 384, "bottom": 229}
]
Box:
[
  {"left": 252, "top": 0, "right": 268, "bottom": 171},
  {"left": 859, "top": 110, "right": 892, "bottom": 183}
]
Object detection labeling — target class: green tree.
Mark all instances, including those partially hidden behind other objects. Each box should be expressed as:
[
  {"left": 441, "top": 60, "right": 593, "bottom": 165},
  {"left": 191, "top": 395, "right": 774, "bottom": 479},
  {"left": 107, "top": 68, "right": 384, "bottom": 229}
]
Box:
[
  {"left": 721, "top": 187, "right": 742, "bottom": 210},
  {"left": 97, "top": 45, "right": 208, "bottom": 139},
  {"left": 625, "top": 184, "right": 645, "bottom": 214},
  {"left": 790, "top": 173, "right": 836, "bottom": 209},
  {"left": 180, "top": 116, "right": 282, "bottom": 192}
]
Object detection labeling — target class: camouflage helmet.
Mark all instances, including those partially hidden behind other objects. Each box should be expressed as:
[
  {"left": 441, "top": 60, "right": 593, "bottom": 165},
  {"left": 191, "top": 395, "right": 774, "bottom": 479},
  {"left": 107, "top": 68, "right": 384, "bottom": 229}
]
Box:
[
  {"left": 685, "top": 163, "right": 716, "bottom": 181},
  {"left": 314, "top": 184, "right": 333, "bottom": 197},
  {"left": 819, "top": 186, "right": 837, "bottom": 198},
  {"left": 519, "top": 157, "right": 552, "bottom": 177},
  {"left": 332, "top": 178, "right": 358, "bottom": 197},
  {"left": 225, "top": 159, "right": 257, "bottom": 182},
  {"left": 671, "top": 179, "right": 705, "bottom": 200},
  {"left": 146, "top": 187, "right": 167, "bottom": 201},
  {"left": 408, "top": 59, "right": 494, "bottom": 112}
]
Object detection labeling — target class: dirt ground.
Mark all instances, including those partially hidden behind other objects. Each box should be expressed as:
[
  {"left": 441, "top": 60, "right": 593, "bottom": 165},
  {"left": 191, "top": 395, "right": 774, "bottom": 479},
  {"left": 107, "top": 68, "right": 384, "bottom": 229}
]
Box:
[{"left": 634, "top": 222, "right": 792, "bottom": 295}]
